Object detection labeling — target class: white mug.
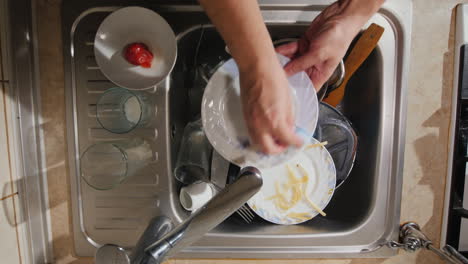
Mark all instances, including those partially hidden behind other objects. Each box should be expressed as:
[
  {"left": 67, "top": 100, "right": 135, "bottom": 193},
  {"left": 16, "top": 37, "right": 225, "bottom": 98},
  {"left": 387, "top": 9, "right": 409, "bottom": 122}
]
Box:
[{"left": 179, "top": 182, "right": 216, "bottom": 211}]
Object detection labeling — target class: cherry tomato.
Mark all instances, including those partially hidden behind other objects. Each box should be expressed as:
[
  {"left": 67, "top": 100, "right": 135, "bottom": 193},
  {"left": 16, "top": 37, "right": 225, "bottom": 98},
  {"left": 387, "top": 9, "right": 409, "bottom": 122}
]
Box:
[{"left": 124, "top": 43, "right": 154, "bottom": 68}]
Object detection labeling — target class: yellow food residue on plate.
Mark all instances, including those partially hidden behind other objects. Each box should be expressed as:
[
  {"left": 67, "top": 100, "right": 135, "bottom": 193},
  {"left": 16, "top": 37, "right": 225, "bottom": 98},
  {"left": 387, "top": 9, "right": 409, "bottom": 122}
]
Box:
[
  {"left": 306, "top": 141, "right": 328, "bottom": 149},
  {"left": 287, "top": 212, "right": 312, "bottom": 220},
  {"left": 297, "top": 163, "right": 327, "bottom": 217},
  {"left": 267, "top": 163, "right": 326, "bottom": 217}
]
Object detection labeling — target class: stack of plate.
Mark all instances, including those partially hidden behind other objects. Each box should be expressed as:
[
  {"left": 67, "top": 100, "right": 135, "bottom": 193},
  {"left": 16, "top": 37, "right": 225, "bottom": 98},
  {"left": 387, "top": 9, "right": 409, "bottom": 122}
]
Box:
[{"left": 202, "top": 54, "right": 337, "bottom": 225}]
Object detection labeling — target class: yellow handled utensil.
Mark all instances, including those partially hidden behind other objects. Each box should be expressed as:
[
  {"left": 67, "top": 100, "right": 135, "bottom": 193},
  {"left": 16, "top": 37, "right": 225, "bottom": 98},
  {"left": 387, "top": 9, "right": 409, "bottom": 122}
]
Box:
[{"left": 323, "top": 23, "right": 384, "bottom": 106}]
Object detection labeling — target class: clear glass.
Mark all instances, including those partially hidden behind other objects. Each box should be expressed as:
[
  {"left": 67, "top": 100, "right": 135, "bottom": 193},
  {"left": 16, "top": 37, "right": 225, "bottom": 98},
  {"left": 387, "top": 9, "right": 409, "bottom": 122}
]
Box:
[
  {"left": 80, "top": 138, "right": 153, "bottom": 190},
  {"left": 96, "top": 87, "right": 153, "bottom": 134},
  {"left": 174, "top": 119, "right": 213, "bottom": 185}
]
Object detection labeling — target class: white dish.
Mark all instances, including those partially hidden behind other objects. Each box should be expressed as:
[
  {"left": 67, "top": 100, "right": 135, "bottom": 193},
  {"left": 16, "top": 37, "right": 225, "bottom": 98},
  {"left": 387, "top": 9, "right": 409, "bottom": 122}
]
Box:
[
  {"left": 94, "top": 7, "right": 177, "bottom": 90},
  {"left": 247, "top": 138, "right": 336, "bottom": 225},
  {"left": 201, "top": 53, "right": 319, "bottom": 169}
]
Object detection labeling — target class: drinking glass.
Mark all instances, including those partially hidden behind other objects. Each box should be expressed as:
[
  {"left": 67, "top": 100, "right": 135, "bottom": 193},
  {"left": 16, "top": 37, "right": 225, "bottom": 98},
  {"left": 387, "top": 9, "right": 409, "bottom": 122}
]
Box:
[
  {"left": 96, "top": 87, "right": 152, "bottom": 134},
  {"left": 174, "top": 119, "right": 213, "bottom": 184},
  {"left": 80, "top": 138, "right": 153, "bottom": 190}
]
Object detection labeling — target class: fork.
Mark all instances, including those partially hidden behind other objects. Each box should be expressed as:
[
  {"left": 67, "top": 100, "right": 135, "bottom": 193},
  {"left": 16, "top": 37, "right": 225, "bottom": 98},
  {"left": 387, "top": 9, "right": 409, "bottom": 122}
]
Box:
[{"left": 236, "top": 204, "right": 255, "bottom": 223}]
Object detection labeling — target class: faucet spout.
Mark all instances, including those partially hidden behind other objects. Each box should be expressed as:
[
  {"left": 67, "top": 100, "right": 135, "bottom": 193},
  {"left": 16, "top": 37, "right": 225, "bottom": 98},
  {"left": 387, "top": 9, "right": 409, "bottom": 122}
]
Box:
[{"left": 95, "top": 167, "right": 262, "bottom": 264}]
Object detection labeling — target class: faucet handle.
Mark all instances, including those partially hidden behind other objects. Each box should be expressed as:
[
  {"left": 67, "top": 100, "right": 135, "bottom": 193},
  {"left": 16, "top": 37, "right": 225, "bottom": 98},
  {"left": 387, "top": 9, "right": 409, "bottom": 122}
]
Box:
[
  {"left": 95, "top": 244, "right": 130, "bottom": 264},
  {"left": 239, "top": 166, "right": 261, "bottom": 178},
  {"left": 95, "top": 167, "right": 262, "bottom": 264},
  {"left": 95, "top": 217, "right": 173, "bottom": 264}
]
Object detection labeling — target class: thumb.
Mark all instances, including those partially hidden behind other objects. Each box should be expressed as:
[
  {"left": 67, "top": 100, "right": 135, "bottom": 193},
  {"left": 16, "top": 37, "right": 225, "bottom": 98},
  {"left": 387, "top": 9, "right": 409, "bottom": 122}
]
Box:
[
  {"left": 283, "top": 53, "right": 319, "bottom": 76},
  {"left": 312, "top": 59, "right": 342, "bottom": 91},
  {"left": 275, "top": 41, "right": 298, "bottom": 59}
]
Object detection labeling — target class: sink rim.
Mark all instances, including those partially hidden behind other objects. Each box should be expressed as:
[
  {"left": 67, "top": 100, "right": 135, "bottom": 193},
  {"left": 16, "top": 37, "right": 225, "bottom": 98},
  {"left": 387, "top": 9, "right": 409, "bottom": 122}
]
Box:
[{"left": 62, "top": 0, "right": 411, "bottom": 258}]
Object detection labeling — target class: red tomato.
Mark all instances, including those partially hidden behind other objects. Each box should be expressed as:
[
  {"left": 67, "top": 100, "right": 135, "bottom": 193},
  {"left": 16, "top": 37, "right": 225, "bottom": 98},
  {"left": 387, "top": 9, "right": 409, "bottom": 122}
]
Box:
[{"left": 124, "top": 43, "right": 154, "bottom": 68}]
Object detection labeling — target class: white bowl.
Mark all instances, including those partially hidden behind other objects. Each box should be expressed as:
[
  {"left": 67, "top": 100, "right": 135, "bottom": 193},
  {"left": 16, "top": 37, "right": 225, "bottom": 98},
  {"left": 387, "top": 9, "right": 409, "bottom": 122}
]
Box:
[{"left": 94, "top": 7, "right": 177, "bottom": 90}]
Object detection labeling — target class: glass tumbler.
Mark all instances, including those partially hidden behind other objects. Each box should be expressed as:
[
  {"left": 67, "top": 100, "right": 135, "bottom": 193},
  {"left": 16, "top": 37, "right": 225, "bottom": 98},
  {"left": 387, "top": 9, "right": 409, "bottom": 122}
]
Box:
[
  {"left": 96, "top": 87, "right": 152, "bottom": 134},
  {"left": 80, "top": 138, "right": 153, "bottom": 190},
  {"left": 174, "top": 119, "right": 213, "bottom": 185}
]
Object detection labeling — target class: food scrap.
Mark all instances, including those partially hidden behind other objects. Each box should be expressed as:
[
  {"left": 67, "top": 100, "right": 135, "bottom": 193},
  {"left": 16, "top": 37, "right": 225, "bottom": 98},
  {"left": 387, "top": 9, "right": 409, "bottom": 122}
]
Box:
[
  {"left": 124, "top": 43, "right": 154, "bottom": 68},
  {"left": 287, "top": 212, "right": 312, "bottom": 220},
  {"left": 306, "top": 141, "right": 328, "bottom": 149},
  {"left": 268, "top": 164, "right": 326, "bottom": 217},
  {"left": 297, "top": 164, "right": 326, "bottom": 216}
]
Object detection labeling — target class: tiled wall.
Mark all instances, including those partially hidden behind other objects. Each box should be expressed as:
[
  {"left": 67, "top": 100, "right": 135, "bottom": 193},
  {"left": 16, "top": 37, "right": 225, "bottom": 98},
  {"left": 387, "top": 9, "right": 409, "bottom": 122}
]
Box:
[{"left": 0, "top": 0, "right": 25, "bottom": 263}]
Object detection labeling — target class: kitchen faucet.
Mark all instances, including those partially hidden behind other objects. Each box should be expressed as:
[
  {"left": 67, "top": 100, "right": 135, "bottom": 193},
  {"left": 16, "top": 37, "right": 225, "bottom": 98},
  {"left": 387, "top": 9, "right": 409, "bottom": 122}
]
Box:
[{"left": 95, "top": 167, "right": 262, "bottom": 264}]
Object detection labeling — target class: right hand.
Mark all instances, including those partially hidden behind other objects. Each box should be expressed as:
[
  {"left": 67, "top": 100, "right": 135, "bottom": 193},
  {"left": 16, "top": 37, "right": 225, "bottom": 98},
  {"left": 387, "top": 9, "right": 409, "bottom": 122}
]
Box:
[{"left": 239, "top": 57, "right": 303, "bottom": 154}]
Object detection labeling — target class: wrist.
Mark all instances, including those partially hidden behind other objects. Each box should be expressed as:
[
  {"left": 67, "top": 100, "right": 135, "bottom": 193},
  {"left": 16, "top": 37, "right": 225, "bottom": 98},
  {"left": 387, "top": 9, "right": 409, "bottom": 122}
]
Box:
[
  {"left": 336, "top": 0, "right": 384, "bottom": 33},
  {"left": 237, "top": 52, "right": 286, "bottom": 95},
  {"left": 338, "top": 0, "right": 384, "bottom": 18},
  {"left": 235, "top": 47, "right": 280, "bottom": 76}
]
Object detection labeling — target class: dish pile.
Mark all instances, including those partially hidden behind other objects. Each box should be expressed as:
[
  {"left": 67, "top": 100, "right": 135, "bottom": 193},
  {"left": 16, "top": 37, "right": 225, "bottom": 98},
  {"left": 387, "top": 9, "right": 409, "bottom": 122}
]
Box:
[
  {"left": 202, "top": 54, "right": 319, "bottom": 169},
  {"left": 202, "top": 54, "right": 337, "bottom": 224}
]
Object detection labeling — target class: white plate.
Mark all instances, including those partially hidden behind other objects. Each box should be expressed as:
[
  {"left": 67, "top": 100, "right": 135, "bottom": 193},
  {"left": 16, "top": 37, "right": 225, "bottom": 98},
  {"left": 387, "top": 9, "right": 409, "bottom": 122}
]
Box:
[
  {"left": 247, "top": 138, "right": 336, "bottom": 225},
  {"left": 201, "top": 53, "right": 319, "bottom": 169},
  {"left": 94, "top": 7, "right": 177, "bottom": 90}
]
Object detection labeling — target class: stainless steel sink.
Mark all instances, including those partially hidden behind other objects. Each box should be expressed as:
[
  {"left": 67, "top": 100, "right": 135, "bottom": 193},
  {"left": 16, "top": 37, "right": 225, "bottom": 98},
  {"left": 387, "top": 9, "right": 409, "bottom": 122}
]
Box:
[{"left": 63, "top": 0, "right": 412, "bottom": 259}]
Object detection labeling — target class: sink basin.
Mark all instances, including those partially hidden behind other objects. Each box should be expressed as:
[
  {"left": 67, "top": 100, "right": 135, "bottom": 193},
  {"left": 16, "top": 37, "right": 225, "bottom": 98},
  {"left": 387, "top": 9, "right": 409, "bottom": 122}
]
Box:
[{"left": 63, "top": 0, "right": 411, "bottom": 259}]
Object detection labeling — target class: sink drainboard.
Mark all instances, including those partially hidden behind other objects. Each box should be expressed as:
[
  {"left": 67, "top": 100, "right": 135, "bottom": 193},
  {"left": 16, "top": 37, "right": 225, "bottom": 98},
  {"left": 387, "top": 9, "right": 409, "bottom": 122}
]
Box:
[{"left": 65, "top": 8, "right": 186, "bottom": 252}]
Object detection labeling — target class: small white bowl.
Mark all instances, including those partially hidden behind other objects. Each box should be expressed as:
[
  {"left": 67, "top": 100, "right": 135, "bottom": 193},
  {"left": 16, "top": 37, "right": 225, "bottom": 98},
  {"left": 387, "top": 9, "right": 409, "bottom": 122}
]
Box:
[{"left": 94, "top": 7, "right": 177, "bottom": 90}]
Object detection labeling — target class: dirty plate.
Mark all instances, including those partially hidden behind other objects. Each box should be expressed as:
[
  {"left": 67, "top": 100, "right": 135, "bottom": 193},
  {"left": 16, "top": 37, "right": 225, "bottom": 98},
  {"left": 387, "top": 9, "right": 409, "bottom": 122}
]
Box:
[
  {"left": 247, "top": 138, "right": 336, "bottom": 225},
  {"left": 201, "top": 53, "right": 318, "bottom": 169},
  {"left": 94, "top": 6, "right": 177, "bottom": 90}
]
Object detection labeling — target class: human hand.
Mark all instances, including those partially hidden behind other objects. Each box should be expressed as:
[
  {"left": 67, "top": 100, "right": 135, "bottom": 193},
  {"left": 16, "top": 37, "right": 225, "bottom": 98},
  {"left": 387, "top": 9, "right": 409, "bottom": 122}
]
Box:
[
  {"left": 199, "top": 0, "right": 383, "bottom": 155},
  {"left": 276, "top": 2, "right": 362, "bottom": 90},
  {"left": 239, "top": 57, "right": 303, "bottom": 154}
]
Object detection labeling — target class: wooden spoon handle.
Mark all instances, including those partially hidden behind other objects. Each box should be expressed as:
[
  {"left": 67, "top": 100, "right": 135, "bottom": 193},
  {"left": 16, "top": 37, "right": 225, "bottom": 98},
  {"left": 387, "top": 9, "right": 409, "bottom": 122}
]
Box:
[{"left": 324, "top": 23, "right": 385, "bottom": 107}]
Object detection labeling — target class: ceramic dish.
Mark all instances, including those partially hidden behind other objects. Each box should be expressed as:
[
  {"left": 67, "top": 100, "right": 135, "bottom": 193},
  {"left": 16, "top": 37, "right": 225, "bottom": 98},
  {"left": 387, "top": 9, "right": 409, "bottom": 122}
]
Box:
[
  {"left": 94, "top": 6, "right": 177, "bottom": 90},
  {"left": 247, "top": 138, "right": 336, "bottom": 225},
  {"left": 201, "top": 53, "right": 319, "bottom": 169}
]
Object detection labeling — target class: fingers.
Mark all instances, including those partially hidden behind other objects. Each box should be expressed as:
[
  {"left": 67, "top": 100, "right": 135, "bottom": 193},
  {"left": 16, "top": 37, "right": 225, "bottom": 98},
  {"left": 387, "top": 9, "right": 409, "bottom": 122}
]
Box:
[
  {"left": 246, "top": 119, "right": 284, "bottom": 154},
  {"left": 275, "top": 41, "right": 298, "bottom": 58},
  {"left": 275, "top": 124, "right": 303, "bottom": 148},
  {"left": 256, "top": 133, "right": 286, "bottom": 154},
  {"left": 283, "top": 52, "right": 320, "bottom": 77},
  {"left": 248, "top": 123, "right": 302, "bottom": 154}
]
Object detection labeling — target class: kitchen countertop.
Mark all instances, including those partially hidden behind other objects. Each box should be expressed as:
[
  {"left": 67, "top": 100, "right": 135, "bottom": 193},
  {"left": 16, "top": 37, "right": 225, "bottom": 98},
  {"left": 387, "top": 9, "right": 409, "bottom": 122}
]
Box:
[{"left": 36, "top": 0, "right": 458, "bottom": 263}]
